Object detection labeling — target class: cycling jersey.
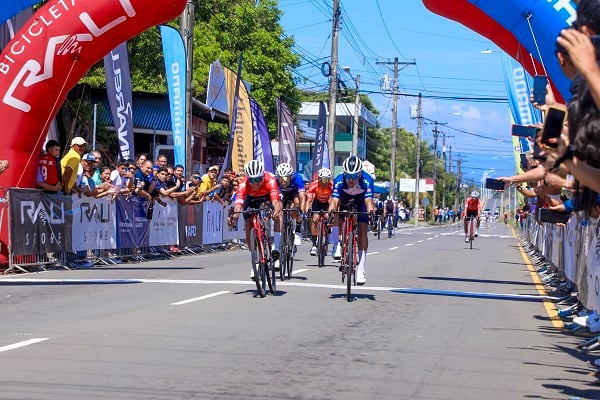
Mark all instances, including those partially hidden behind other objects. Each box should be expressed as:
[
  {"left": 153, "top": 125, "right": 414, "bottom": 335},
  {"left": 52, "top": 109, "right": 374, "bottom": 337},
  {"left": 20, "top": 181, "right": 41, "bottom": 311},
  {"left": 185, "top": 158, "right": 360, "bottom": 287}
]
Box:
[
  {"left": 465, "top": 197, "right": 480, "bottom": 212},
  {"left": 332, "top": 171, "right": 374, "bottom": 223},
  {"left": 306, "top": 180, "right": 333, "bottom": 203},
  {"left": 234, "top": 172, "right": 280, "bottom": 206}
]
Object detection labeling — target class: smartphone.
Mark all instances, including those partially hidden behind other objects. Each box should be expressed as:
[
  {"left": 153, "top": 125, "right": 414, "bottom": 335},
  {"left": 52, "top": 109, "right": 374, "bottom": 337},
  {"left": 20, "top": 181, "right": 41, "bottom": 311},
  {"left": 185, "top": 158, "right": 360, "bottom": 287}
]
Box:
[
  {"left": 541, "top": 106, "right": 567, "bottom": 149},
  {"left": 532, "top": 142, "right": 547, "bottom": 161},
  {"left": 519, "top": 153, "right": 528, "bottom": 171},
  {"left": 538, "top": 208, "right": 570, "bottom": 224},
  {"left": 533, "top": 75, "right": 548, "bottom": 105},
  {"left": 511, "top": 124, "right": 539, "bottom": 138},
  {"left": 485, "top": 178, "right": 505, "bottom": 191}
]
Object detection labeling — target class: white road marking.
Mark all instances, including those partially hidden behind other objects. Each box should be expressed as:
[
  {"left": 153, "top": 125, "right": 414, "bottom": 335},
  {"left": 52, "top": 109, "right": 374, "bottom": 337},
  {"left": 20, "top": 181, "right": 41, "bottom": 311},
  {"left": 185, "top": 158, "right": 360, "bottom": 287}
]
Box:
[
  {"left": 417, "top": 240, "right": 424, "bottom": 243},
  {"left": 405, "top": 243, "right": 414, "bottom": 246},
  {"left": 292, "top": 269, "right": 309, "bottom": 275},
  {"left": 388, "top": 246, "right": 398, "bottom": 251},
  {"left": 367, "top": 251, "right": 379, "bottom": 255},
  {"left": 171, "top": 291, "right": 230, "bottom": 305},
  {"left": 0, "top": 338, "right": 49, "bottom": 352},
  {"left": 427, "top": 238, "right": 434, "bottom": 241}
]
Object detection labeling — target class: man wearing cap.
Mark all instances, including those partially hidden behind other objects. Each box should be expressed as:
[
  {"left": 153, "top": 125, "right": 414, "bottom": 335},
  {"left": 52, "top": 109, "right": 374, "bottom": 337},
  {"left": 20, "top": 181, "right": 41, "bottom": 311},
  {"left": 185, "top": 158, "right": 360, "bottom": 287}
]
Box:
[
  {"left": 197, "top": 165, "right": 219, "bottom": 200},
  {"left": 75, "top": 153, "right": 100, "bottom": 197},
  {"left": 61, "top": 136, "right": 87, "bottom": 195}
]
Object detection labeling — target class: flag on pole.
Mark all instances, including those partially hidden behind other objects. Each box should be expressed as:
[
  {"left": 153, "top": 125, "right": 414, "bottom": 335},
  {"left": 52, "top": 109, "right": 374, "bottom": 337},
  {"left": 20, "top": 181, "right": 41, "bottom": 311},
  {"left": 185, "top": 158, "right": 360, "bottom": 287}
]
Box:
[
  {"left": 276, "top": 98, "right": 296, "bottom": 170},
  {"left": 224, "top": 61, "right": 253, "bottom": 174},
  {"left": 312, "top": 101, "right": 328, "bottom": 180},
  {"left": 160, "top": 25, "right": 187, "bottom": 170},
  {"left": 251, "top": 96, "right": 274, "bottom": 173},
  {"left": 104, "top": 41, "right": 135, "bottom": 160}
]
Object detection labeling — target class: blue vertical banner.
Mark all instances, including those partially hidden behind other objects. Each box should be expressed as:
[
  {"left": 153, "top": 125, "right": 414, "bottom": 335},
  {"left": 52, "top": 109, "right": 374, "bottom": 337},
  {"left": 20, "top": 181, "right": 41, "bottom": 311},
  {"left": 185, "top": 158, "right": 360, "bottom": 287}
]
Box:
[
  {"left": 502, "top": 55, "right": 542, "bottom": 170},
  {"left": 160, "top": 25, "right": 187, "bottom": 171},
  {"left": 312, "top": 101, "right": 328, "bottom": 180},
  {"left": 251, "top": 97, "right": 274, "bottom": 173},
  {"left": 104, "top": 41, "right": 135, "bottom": 160}
]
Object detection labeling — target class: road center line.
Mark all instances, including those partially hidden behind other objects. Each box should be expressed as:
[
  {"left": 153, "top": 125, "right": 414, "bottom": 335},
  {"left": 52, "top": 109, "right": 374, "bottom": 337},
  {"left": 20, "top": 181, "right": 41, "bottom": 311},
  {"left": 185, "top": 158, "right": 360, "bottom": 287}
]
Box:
[
  {"left": 405, "top": 243, "right": 414, "bottom": 246},
  {"left": 388, "top": 246, "right": 398, "bottom": 251},
  {"left": 417, "top": 240, "right": 424, "bottom": 243},
  {"left": 171, "top": 291, "right": 230, "bottom": 305},
  {"left": 0, "top": 338, "right": 49, "bottom": 352},
  {"left": 367, "top": 251, "right": 379, "bottom": 255}
]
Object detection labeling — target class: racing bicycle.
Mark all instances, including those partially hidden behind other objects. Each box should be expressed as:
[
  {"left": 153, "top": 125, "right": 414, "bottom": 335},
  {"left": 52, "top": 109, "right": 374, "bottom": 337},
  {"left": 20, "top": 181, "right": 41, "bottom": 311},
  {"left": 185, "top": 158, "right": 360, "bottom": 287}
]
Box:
[{"left": 279, "top": 205, "right": 297, "bottom": 280}]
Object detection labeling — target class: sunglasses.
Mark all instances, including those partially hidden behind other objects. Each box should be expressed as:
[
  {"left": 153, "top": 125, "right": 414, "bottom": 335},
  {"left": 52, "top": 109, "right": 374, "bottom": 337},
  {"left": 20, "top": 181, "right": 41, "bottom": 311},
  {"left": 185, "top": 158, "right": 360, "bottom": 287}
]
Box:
[
  {"left": 248, "top": 176, "right": 263, "bottom": 184},
  {"left": 344, "top": 173, "right": 360, "bottom": 180},
  {"left": 192, "top": 175, "right": 201, "bottom": 180},
  {"left": 319, "top": 178, "right": 331, "bottom": 183}
]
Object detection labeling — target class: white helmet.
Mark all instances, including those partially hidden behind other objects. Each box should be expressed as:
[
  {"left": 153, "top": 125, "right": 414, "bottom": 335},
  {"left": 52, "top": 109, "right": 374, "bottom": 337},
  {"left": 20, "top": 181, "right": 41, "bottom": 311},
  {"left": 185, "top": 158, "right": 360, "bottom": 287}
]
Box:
[
  {"left": 275, "top": 162, "right": 294, "bottom": 177},
  {"left": 318, "top": 167, "right": 332, "bottom": 179},
  {"left": 342, "top": 155, "right": 363, "bottom": 174},
  {"left": 244, "top": 160, "right": 264, "bottom": 178},
  {"left": 471, "top": 190, "right": 479, "bottom": 198}
]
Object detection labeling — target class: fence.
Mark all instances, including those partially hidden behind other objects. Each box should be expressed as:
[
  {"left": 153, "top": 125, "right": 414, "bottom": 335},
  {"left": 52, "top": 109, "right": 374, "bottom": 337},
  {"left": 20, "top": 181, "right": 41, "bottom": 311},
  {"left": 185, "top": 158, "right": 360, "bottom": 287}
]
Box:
[{"left": 4, "top": 188, "right": 244, "bottom": 273}]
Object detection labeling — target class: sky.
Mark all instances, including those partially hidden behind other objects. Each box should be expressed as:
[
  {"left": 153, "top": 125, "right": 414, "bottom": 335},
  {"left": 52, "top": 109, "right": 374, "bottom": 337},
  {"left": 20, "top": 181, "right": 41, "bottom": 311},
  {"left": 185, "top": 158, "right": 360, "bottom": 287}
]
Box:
[{"left": 278, "top": 0, "right": 517, "bottom": 184}]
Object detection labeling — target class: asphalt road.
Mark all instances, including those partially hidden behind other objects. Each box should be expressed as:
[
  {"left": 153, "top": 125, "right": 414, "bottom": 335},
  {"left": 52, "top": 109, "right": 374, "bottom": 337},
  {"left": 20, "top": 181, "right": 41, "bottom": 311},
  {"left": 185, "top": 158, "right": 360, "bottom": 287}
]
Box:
[{"left": 0, "top": 221, "right": 597, "bottom": 400}]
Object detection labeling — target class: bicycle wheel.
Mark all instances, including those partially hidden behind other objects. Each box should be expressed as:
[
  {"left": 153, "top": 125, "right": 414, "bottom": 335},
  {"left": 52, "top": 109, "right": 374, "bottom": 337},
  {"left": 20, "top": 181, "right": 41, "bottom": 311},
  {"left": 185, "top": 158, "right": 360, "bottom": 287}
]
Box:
[
  {"left": 286, "top": 221, "right": 295, "bottom": 279},
  {"left": 346, "top": 230, "right": 355, "bottom": 302},
  {"left": 279, "top": 225, "right": 288, "bottom": 281},
  {"left": 387, "top": 217, "right": 393, "bottom": 238},
  {"left": 469, "top": 220, "right": 474, "bottom": 250},
  {"left": 376, "top": 218, "right": 381, "bottom": 240},
  {"left": 250, "top": 228, "right": 266, "bottom": 298},
  {"left": 264, "top": 238, "right": 276, "bottom": 294},
  {"left": 317, "top": 219, "right": 326, "bottom": 268}
]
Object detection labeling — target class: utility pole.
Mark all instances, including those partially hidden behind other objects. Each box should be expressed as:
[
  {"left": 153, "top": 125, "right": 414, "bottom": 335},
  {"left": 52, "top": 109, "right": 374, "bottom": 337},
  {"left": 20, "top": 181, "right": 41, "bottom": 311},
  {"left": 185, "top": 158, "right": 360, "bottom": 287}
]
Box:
[
  {"left": 180, "top": 0, "right": 194, "bottom": 176},
  {"left": 414, "top": 93, "right": 422, "bottom": 226},
  {"left": 327, "top": 0, "right": 340, "bottom": 171},
  {"left": 377, "top": 58, "right": 415, "bottom": 200},
  {"left": 351, "top": 74, "right": 360, "bottom": 156},
  {"left": 431, "top": 121, "right": 447, "bottom": 212},
  {"left": 455, "top": 157, "right": 462, "bottom": 212}
]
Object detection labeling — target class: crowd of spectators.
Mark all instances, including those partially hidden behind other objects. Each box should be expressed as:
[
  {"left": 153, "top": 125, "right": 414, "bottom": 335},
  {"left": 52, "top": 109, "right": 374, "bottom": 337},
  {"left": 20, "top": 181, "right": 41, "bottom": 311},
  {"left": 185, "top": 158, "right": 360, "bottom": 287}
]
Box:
[{"left": 34, "top": 137, "right": 243, "bottom": 208}]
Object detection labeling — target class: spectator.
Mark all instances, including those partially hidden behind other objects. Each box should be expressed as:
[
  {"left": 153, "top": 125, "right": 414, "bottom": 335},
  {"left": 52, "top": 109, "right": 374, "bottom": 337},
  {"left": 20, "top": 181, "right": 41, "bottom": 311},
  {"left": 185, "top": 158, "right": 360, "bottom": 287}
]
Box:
[
  {"left": 133, "top": 160, "right": 155, "bottom": 201},
  {"left": 110, "top": 160, "right": 132, "bottom": 196},
  {"left": 36, "top": 139, "right": 62, "bottom": 193},
  {"left": 198, "top": 165, "right": 220, "bottom": 199},
  {"left": 95, "top": 166, "right": 118, "bottom": 200},
  {"left": 90, "top": 150, "right": 103, "bottom": 185},
  {"left": 150, "top": 167, "right": 180, "bottom": 206},
  {"left": 155, "top": 153, "right": 168, "bottom": 170},
  {"left": 61, "top": 136, "right": 87, "bottom": 195},
  {"left": 74, "top": 153, "right": 99, "bottom": 197},
  {"left": 0, "top": 159, "right": 8, "bottom": 175},
  {"left": 184, "top": 172, "right": 202, "bottom": 204}
]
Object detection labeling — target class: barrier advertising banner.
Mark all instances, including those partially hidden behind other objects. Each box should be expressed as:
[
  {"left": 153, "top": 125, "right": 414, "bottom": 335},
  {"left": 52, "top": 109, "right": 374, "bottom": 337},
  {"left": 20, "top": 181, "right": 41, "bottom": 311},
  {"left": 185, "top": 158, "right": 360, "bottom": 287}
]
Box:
[
  {"left": 201, "top": 201, "right": 224, "bottom": 245},
  {"left": 116, "top": 196, "right": 150, "bottom": 249},
  {"left": 149, "top": 198, "right": 179, "bottom": 246},
  {"left": 71, "top": 196, "right": 117, "bottom": 251},
  {"left": 178, "top": 203, "right": 203, "bottom": 248},
  {"left": 9, "top": 189, "right": 72, "bottom": 255}
]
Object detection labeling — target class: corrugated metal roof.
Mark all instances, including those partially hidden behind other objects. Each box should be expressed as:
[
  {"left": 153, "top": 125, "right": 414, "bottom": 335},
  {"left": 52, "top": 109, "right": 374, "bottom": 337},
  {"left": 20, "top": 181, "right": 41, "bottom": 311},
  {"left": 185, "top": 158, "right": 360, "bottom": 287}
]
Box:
[
  {"left": 94, "top": 91, "right": 172, "bottom": 132},
  {"left": 91, "top": 89, "right": 228, "bottom": 132}
]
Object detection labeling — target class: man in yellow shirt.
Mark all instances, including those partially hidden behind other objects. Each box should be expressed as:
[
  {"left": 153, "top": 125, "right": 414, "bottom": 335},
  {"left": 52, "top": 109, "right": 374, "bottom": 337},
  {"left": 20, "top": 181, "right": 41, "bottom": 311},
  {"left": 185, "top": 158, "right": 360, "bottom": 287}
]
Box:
[
  {"left": 61, "top": 137, "right": 87, "bottom": 195},
  {"left": 197, "top": 165, "right": 219, "bottom": 201}
]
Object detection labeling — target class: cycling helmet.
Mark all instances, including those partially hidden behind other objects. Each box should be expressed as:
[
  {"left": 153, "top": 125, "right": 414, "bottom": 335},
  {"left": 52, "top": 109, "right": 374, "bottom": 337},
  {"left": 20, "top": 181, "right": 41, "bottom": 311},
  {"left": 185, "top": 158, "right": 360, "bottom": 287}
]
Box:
[
  {"left": 275, "top": 162, "right": 294, "bottom": 177},
  {"left": 244, "top": 160, "right": 265, "bottom": 178},
  {"left": 471, "top": 190, "right": 479, "bottom": 198},
  {"left": 342, "top": 155, "right": 363, "bottom": 174},
  {"left": 318, "top": 167, "right": 332, "bottom": 179}
]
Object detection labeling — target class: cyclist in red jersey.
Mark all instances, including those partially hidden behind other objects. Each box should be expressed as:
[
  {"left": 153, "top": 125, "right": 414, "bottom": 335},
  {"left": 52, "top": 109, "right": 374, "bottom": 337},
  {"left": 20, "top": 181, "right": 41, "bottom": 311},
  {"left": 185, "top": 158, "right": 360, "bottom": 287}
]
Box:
[
  {"left": 304, "top": 167, "right": 334, "bottom": 256},
  {"left": 463, "top": 190, "right": 482, "bottom": 242},
  {"left": 229, "top": 160, "right": 283, "bottom": 276}
]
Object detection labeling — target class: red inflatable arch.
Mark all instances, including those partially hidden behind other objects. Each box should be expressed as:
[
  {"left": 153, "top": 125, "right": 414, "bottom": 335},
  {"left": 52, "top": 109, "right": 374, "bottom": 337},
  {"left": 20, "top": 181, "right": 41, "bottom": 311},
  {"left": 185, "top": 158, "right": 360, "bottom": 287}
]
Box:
[{"left": 0, "top": 0, "right": 187, "bottom": 260}]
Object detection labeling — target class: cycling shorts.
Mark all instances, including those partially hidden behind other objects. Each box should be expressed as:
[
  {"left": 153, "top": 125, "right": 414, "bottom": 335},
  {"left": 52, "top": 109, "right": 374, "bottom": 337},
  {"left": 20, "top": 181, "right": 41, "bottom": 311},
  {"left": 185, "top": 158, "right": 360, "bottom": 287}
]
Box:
[{"left": 311, "top": 199, "right": 328, "bottom": 213}]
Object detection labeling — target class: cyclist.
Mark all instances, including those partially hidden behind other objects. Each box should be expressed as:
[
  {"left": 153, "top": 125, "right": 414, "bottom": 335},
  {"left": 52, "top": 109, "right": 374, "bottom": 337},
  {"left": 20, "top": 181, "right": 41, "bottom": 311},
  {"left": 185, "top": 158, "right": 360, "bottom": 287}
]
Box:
[
  {"left": 373, "top": 194, "right": 385, "bottom": 235},
  {"left": 463, "top": 190, "right": 482, "bottom": 242},
  {"left": 229, "top": 160, "right": 283, "bottom": 277},
  {"left": 329, "top": 155, "right": 375, "bottom": 285},
  {"left": 384, "top": 196, "right": 395, "bottom": 231},
  {"left": 274, "top": 163, "right": 306, "bottom": 249},
  {"left": 305, "top": 167, "right": 334, "bottom": 256}
]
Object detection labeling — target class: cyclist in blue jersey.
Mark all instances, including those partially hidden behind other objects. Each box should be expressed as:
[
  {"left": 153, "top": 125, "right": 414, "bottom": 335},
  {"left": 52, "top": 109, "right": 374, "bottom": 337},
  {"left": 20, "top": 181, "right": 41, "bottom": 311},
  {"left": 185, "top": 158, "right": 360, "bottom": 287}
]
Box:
[
  {"left": 274, "top": 163, "right": 307, "bottom": 251},
  {"left": 328, "top": 155, "right": 375, "bottom": 285}
]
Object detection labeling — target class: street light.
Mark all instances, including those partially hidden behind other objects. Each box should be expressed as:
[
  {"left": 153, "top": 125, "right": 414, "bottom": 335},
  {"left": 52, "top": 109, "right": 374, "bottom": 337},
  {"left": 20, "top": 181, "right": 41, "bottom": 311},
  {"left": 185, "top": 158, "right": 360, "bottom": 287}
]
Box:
[
  {"left": 481, "top": 169, "right": 494, "bottom": 200},
  {"left": 342, "top": 66, "right": 360, "bottom": 157}
]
